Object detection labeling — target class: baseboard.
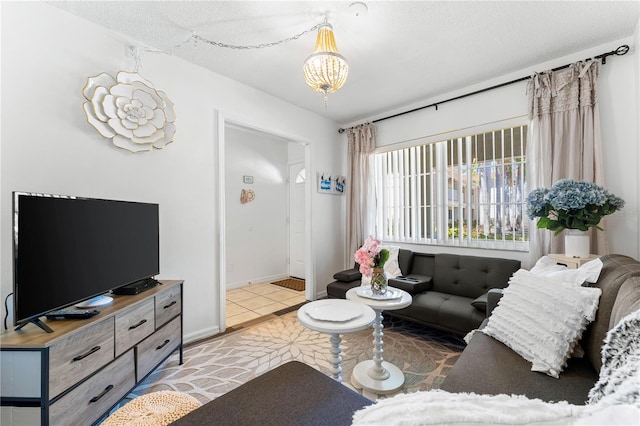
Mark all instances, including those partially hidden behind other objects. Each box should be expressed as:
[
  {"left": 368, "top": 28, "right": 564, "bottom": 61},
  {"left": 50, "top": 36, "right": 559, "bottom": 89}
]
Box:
[
  {"left": 226, "top": 273, "right": 290, "bottom": 290},
  {"left": 184, "top": 325, "right": 221, "bottom": 345}
]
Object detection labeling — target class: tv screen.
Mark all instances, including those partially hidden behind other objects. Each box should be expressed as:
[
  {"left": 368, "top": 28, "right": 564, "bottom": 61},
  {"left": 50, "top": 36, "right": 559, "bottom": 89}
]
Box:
[{"left": 13, "top": 192, "right": 159, "bottom": 328}]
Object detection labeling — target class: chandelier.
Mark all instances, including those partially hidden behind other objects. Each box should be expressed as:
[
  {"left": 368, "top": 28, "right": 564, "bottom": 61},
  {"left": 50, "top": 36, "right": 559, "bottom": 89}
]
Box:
[{"left": 302, "top": 21, "right": 349, "bottom": 106}]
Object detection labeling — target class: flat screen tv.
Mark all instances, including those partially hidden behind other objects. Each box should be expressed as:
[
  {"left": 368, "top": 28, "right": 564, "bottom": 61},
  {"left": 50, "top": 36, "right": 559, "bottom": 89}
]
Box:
[{"left": 13, "top": 192, "right": 159, "bottom": 332}]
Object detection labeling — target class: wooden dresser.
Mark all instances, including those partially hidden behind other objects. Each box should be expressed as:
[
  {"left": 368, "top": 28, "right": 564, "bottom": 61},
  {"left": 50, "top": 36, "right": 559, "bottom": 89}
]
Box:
[{"left": 0, "top": 280, "right": 183, "bottom": 426}]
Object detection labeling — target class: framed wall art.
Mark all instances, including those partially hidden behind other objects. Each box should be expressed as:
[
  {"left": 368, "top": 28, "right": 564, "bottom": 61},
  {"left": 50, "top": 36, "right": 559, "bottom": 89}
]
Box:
[{"left": 318, "top": 173, "right": 346, "bottom": 195}]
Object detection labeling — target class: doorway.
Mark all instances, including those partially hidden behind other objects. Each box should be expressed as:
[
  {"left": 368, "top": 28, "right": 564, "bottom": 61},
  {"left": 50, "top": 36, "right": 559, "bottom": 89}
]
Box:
[{"left": 218, "top": 117, "right": 313, "bottom": 332}]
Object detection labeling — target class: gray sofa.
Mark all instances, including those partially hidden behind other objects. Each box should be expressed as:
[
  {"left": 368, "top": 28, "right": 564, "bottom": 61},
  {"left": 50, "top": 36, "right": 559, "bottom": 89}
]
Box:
[
  {"left": 327, "top": 250, "right": 521, "bottom": 336},
  {"left": 171, "top": 254, "right": 640, "bottom": 425},
  {"left": 440, "top": 253, "right": 640, "bottom": 405}
]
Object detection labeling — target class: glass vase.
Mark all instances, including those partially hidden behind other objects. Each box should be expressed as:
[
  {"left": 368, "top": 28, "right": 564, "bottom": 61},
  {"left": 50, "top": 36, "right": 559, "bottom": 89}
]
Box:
[{"left": 370, "top": 267, "right": 388, "bottom": 295}]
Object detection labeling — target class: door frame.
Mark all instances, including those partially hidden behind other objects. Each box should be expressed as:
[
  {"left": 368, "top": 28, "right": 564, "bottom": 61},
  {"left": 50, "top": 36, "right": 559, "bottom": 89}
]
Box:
[{"left": 216, "top": 113, "right": 315, "bottom": 333}]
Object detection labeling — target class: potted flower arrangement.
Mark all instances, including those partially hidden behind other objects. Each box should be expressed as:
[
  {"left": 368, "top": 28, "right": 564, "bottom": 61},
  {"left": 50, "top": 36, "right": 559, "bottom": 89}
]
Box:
[
  {"left": 526, "top": 179, "right": 624, "bottom": 257},
  {"left": 354, "top": 236, "right": 390, "bottom": 295}
]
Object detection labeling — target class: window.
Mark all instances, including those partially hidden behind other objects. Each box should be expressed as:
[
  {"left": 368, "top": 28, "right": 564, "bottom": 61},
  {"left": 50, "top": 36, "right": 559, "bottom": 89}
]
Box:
[
  {"left": 295, "top": 168, "right": 306, "bottom": 184},
  {"left": 374, "top": 124, "right": 528, "bottom": 250}
]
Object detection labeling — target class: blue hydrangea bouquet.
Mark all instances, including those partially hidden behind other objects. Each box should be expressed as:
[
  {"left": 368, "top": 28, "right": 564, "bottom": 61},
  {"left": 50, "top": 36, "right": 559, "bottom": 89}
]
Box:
[{"left": 527, "top": 179, "right": 625, "bottom": 235}]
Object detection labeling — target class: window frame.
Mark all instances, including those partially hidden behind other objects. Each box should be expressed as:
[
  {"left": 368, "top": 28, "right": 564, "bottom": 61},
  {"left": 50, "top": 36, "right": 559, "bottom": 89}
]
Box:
[{"left": 373, "top": 121, "right": 529, "bottom": 251}]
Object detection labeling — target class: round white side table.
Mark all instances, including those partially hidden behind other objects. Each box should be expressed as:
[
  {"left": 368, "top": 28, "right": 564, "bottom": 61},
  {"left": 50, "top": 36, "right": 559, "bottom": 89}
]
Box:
[
  {"left": 297, "top": 299, "right": 376, "bottom": 383},
  {"left": 346, "top": 286, "right": 412, "bottom": 394}
]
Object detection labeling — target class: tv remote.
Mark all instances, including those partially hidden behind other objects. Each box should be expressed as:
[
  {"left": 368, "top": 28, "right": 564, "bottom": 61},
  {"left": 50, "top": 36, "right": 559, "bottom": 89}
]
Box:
[{"left": 45, "top": 309, "right": 100, "bottom": 320}]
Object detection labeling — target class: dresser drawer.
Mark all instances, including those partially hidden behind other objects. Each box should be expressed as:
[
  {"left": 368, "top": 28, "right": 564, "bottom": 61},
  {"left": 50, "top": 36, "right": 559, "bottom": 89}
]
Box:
[
  {"left": 137, "top": 316, "right": 181, "bottom": 380},
  {"left": 155, "top": 284, "right": 182, "bottom": 327},
  {"left": 50, "top": 349, "right": 135, "bottom": 426},
  {"left": 115, "top": 299, "right": 155, "bottom": 356},
  {"left": 49, "top": 318, "right": 115, "bottom": 398}
]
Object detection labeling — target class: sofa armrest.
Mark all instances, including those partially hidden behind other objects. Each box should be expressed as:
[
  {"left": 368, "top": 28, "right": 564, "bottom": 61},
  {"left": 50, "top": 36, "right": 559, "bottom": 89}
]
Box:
[
  {"left": 388, "top": 275, "right": 432, "bottom": 295},
  {"left": 471, "top": 293, "right": 488, "bottom": 313},
  {"left": 487, "top": 288, "right": 504, "bottom": 317},
  {"left": 333, "top": 268, "right": 362, "bottom": 283}
]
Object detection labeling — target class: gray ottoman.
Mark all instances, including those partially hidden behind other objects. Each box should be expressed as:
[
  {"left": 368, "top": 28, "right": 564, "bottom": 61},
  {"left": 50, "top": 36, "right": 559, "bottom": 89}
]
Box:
[{"left": 171, "top": 361, "right": 373, "bottom": 426}]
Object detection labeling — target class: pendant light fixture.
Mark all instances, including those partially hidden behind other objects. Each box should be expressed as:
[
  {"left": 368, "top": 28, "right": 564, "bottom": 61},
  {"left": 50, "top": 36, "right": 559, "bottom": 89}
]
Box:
[{"left": 302, "top": 20, "right": 349, "bottom": 106}]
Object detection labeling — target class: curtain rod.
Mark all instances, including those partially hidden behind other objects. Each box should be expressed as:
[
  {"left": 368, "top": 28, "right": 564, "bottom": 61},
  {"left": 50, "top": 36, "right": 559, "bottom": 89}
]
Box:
[{"left": 338, "top": 44, "right": 630, "bottom": 134}]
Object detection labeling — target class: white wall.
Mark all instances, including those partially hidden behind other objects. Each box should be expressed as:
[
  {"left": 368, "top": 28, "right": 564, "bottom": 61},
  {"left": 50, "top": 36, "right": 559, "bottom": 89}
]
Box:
[
  {"left": 225, "top": 126, "right": 289, "bottom": 288},
  {"left": 343, "top": 37, "right": 640, "bottom": 268},
  {"left": 0, "top": 2, "right": 345, "bottom": 341},
  {"left": 288, "top": 141, "right": 305, "bottom": 164}
]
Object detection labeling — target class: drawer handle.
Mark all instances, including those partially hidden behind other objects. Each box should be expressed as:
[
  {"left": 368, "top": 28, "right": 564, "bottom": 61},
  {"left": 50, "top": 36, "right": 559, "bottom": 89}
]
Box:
[
  {"left": 72, "top": 345, "right": 101, "bottom": 361},
  {"left": 89, "top": 384, "right": 114, "bottom": 403},
  {"left": 163, "top": 300, "right": 177, "bottom": 309},
  {"left": 128, "top": 319, "right": 148, "bottom": 330},
  {"left": 156, "top": 339, "right": 170, "bottom": 350}
]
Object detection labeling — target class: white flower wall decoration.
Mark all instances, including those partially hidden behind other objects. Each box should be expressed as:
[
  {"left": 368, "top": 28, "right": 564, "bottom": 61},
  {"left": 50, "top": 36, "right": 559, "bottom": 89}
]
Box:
[{"left": 82, "top": 71, "right": 176, "bottom": 153}]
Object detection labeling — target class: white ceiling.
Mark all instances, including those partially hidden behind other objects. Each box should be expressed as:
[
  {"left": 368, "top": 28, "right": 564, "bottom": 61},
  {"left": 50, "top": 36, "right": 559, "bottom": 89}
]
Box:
[{"left": 48, "top": 1, "right": 639, "bottom": 125}]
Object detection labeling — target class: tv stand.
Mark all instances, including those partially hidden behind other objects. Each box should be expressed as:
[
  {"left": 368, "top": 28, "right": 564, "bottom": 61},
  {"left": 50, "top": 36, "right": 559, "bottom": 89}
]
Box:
[
  {"left": 1, "top": 280, "right": 183, "bottom": 426},
  {"left": 14, "top": 318, "right": 54, "bottom": 333}
]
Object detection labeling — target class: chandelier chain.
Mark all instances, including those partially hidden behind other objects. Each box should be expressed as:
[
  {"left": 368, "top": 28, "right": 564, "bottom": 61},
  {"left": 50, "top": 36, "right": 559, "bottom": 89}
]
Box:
[{"left": 192, "top": 23, "right": 323, "bottom": 50}]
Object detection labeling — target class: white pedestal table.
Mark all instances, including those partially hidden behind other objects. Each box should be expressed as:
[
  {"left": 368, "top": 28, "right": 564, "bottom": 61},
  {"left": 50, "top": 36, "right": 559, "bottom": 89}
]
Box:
[
  {"left": 297, "top": 299, "right": 376, "bottom": 383},
  {"left": 346, "top": 286, "right": 412, "bottom": 394}
]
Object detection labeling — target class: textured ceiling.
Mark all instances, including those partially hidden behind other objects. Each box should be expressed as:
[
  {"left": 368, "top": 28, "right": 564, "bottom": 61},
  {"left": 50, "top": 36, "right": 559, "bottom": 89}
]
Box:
[{"left": 48, "top": 1, "right": 639, "bottom": 125}]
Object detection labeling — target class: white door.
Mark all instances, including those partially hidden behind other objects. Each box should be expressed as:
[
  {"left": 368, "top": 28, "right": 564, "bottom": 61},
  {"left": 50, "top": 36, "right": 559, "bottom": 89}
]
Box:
[{"left": 289, "top": 162, "right": 306, "bottom": 279}]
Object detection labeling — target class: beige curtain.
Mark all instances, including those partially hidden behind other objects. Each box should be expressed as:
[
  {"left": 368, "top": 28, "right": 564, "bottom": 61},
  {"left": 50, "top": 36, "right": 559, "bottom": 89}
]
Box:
[
  {"left": 346, "top": 123, "right": 376, "bottom": 266},
  {"left": 527, "top": 60, "right": 605, "bottom": 264}
]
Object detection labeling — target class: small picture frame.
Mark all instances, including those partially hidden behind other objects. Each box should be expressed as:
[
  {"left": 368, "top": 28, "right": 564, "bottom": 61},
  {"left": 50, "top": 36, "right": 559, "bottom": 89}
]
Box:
[
  {"left": 318, "top": 173, "right": 332, "bottom": 193},
  {"left": 243, "top": 175, "right": 254, "bottom": 184},
  {"left": 333, "top": 176, "right": 345, "bottom": 194}
]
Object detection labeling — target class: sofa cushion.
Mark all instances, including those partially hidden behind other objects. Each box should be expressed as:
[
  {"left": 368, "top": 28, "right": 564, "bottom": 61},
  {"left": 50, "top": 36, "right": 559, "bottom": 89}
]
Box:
[
  {"left": 432, "top": 254, "right": 520, "bottom": 299},
  {"left": 393, "top": 291, "right": 485, "bottom": 336},
  {"left": 440, "top": 328, "right": 598, "bottom": 405},
  {"left": 480, "top": 270, "right": 601, "bottom": 378},
  {"left": 397, "top": 249, "right": 415, "bottom": 276},
  {"left": 171, "top": 361, "right": 373, "bottom": 425}
]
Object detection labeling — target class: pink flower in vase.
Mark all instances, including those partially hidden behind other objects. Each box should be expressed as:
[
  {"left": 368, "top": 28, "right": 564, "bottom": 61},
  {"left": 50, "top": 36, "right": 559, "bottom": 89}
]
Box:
[{"left": 354, "top": 236, "right": 390, "bottom": 278}]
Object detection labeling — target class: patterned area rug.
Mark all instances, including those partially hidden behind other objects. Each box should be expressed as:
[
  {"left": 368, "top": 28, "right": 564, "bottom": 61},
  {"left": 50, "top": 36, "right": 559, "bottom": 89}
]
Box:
[
  {"left": 128, "top": 311, "right": 464, "bottom": 405},
  {"left": 271, "top": 277, "right": 305, "bottom": 291}
]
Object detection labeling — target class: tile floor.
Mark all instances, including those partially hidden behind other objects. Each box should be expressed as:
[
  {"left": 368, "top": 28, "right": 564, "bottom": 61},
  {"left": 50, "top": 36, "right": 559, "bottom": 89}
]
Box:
[{"left": 226, "top": 282, "right": 307, "bottom": 327}]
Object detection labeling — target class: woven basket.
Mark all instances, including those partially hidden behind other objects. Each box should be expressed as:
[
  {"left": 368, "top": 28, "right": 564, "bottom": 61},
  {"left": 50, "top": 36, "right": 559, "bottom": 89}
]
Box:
[{"left": 102, "top": 391, "right": 201, "bottom": 426}]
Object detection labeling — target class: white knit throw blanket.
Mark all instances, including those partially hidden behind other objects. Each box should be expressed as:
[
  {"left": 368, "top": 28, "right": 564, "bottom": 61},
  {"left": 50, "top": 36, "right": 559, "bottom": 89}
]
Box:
[{"left": 351, "top": 390, "right": 581, "bottom": 425}]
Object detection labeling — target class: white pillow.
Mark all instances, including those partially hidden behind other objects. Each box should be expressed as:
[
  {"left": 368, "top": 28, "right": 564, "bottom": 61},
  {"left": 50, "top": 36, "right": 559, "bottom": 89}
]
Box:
[
  {"left": 530, "top": 256, "right": 568, "bottom": 275},
  {"left": 380, "top": 245, "right": 402, "bottom": 278},
  {"left": 530, "top": 256, "right": 603, "bottom": 286},
  {"left": 361, "top": 245, "right": 401, "bottom": 286},
  {"left": 481, "top": 269, "right": 601, "bottom": 378}
]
